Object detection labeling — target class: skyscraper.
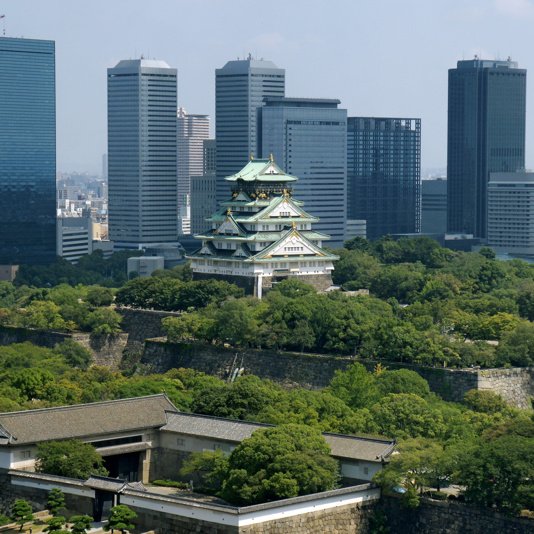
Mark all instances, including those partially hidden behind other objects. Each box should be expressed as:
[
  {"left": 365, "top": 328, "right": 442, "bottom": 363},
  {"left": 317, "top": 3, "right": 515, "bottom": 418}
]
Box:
[
  {"left": 108, "top": 59, "right": 178, "bottom": 249},
  {"left": 215, "top": 57, "right": 285, "bottom": 203},
  {"left": 261, "top": 98, "right": 347, "bottom": 247},
  {"left": 177, "top": 108, "right": 210, "bottom": 233},
  {"left": 347, "top": 117, "right": 421, "bottom": 240},
  {"left": 0, "top": 37, "right": 56, "bottom": 265},
  {"left": 447, "top": 58, "right": 526, "bottom": 238}
]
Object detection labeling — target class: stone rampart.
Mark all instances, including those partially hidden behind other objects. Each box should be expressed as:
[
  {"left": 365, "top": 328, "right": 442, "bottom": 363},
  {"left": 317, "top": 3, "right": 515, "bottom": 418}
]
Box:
[
  {"left": 140, "top": 340, "right": 354, "bottom": 389},
  {"left": 380, "top": 494, "right": 534, "bottom": 534},
  {"left": 0, "top": 325, "right": 128, "bottom": 372},
  {"left": 140, "top": 340, "right": 534, "bottom": 408},
  {"left": 116, "top": 308, "right": 182, "bottom": 355}
]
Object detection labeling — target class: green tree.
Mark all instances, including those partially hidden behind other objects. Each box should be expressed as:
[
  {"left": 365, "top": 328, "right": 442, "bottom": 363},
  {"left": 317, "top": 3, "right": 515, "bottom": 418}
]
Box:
[
  {"left": 454, "top": 435, "right": 534, "bottom": 511},
  {"left": 53, "top": 339, "right": 92, "bottom": 370},
  {"left": 85, "top": 286, "right": 114, "bottom": 307},
  {"left": 10, "top": 500, "right": 34, "bottom": 532},
  {"left": 36, "top": 439, "right": 108, "bottom": 479},
  {"left": 44, "top": 516, "right": 67, "bottom": 534},
  {"left": 376, "top": 369, "right": 430, "bottom": 398},
  {"left": 104, "top": 505, "right": 137, "bottom": 534},
  {"left": 369, "top": 394, "right": 445, "bottom": 439},
  {"left": 179, "top": 449, "right": 229, "bottom": 487},
  {"left": 463, "top": 390, "right": 508, "bottom": 415},
  {"left": 47, "top": 487, "right": 66, "bottom": 516},
  {"left": 220, "top": 424, "right": 339, "bottom": 505},
  {"left": 86, "top": 307, "right": 122, "bottom": 334},
  {"left": 69, "top": 515, "right": 94, "bottom": 534},
  {"left": 326, "top": 362, "right": 378, "bottom": 410},
  {"left": 269, "top": 279, "right": 317, "bottom": 298}
]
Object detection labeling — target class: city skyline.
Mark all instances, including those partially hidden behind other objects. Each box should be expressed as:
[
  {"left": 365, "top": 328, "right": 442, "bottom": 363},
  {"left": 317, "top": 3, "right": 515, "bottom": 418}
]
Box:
[{"left": 2, "top": 0, "right": 534, "bottom": 174}]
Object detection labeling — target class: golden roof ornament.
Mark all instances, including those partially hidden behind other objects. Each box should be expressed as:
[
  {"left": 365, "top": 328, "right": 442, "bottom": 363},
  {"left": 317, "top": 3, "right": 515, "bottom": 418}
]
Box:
[
  {"left": 292, "top": 220, "right": 296, "bottom": 229},
  {"left": 227, "top": 208, "right": 231, "bottom": 216},
  {"left": 251, "top": 154, "right": 254, "bottom": 160},
  {"left": 270, "top": 153, "right": 273, "bottom": 162}
]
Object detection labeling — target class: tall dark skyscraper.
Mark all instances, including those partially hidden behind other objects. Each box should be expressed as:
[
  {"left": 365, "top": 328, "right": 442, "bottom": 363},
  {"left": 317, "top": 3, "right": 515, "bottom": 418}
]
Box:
[
  {"left": 108, "top": 59, "right": 178, "bottom": 249},
  {"left": 0, "top": 37, "right": 56, "bottom": 265},
  {"left": 215, "top": 58, "right": 285, "bottom": 203},
  {"left": 447, "top": 59, "right": 526, "bottom": 238},
  {"left": 347, "top": 117, "right": 421, "bottom": 240}
]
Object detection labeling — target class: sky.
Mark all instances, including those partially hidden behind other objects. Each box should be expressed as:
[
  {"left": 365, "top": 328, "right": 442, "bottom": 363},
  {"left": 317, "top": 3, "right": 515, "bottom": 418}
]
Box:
[{"left": 2, "top": 0, "right": 534, "bottom": 175}]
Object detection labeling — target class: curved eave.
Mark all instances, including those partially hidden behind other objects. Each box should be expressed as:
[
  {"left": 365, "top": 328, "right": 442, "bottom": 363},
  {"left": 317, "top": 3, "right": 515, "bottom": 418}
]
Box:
[
  {"left": 224, "top": 159, "right": 299, "bottom": 183},
  {"left": 186, "top": 253, "right": 339, "bottom": 262}
]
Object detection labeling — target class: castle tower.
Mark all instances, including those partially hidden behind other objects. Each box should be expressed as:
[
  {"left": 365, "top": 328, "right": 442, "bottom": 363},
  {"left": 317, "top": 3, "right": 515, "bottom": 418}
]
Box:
[{"left": 187, "top": 158, "right": 338, "bottom": 297}]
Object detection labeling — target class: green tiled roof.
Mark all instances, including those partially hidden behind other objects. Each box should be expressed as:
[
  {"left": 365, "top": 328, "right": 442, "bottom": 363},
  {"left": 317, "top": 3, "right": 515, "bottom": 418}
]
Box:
[{"left": 225, "top": 158, "right": 298, "bottom": 182}]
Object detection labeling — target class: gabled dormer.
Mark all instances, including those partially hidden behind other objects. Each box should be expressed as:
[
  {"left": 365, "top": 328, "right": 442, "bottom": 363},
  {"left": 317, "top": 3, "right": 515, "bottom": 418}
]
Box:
[
  {"left": 214, "top": 209, "right": 247, "bottom": 237},
  {"left": 254, "top": 195, "right": 317, "bottom": 222},
  {"left": 254, "top": 225, "right": 334, "bottom": 260}
]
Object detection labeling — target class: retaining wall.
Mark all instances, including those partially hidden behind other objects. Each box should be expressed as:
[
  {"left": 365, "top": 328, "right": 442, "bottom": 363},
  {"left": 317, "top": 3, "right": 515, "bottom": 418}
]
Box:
[
  {"left": 140, "top": 340, "right": 534, "bottom": 408},
  {"left": 380, "top": 495, "right": 534, "bottom": 534}
]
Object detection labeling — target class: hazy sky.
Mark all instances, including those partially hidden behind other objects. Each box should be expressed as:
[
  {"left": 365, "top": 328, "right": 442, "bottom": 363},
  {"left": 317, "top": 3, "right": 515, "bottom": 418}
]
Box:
[{"left": 2, "top": 0, "right": 534, "bottom": 174}]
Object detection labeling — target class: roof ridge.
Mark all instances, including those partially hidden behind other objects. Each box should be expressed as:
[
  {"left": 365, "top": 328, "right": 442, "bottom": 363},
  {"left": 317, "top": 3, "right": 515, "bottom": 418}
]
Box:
[{"left": 0, "top": 393, "right": 172, "bottom": 418}]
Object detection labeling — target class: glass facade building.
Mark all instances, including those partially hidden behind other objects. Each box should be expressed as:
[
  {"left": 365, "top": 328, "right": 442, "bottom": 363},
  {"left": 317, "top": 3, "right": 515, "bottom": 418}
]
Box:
[
  {"left": 261, "top": 98, "right": 347, "bottom": 247},
  {"left": 0, "top": 37, "right": 56, "bottom": 265},
  {"left": 447, "top": 59, "right": 526, "bottom": 238},
  {"left": 108, "top": 59, "right": 178, "bottom": 248},
  {"left": 215, "top": 58, "right": 285, "bottom": 204},
  {"left": 347, "top": 117, "right": 421, "bottom": 240}
]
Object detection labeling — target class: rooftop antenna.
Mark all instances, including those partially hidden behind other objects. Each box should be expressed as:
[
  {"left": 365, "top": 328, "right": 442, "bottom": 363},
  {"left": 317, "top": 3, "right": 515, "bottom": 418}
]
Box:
[{"left": 1, "top": 15, "right": 5, "bottom": 36}]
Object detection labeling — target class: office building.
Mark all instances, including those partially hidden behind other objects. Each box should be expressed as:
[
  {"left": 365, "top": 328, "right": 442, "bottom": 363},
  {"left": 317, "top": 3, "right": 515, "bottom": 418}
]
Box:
[
  {"left": 0, "top": 37, "right": 56, "bottom": 265},
  {"left": 488, "top": 171, "right": 534, "bottom": 255},
  {"left": 261, "top": 98, "right": 347, "bottom": 247},
  {"left": 215, "top": 57, "right": 285, "bottom": 203},
  {"left": 56, "top": 217, "right": 93, "bottom": 264},
  {"left": 177, "top": 108, "right": 210, "bottom": 206},
  {"left": 188, "top": 158, "right": 338, "bottom": 297},
  {"left": 422, "top": 178, "right": 447, "bottom": 234},
  {"left": 108, "top": 58, "right": 178, "bottom": 249},
  {"left": 191, "top": 139, "right": 216, "bottom": 235},
  {"left": 347, "top": 117, "right": 421, "bottom": 240},
  {"left": 447, "top": 58, "right": 526, "bottom": 238}
]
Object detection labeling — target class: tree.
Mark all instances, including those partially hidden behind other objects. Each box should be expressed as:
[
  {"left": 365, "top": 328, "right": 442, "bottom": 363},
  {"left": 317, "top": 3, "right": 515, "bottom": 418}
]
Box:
[
  {"left": 454, "top": 435, "right": 534, "bottom": 512},
  {"left": 47, "top": 487, "right": 66, "bottom": 516},
  {"left": 54, "top": 339, "right": 92, "bottom": 370},
  {"left": 36, "top": 439, "right": 108, "bottom": 479},
  {"left": 70, "top": 515, "right": 94, "bottom": 534},
  {"left": 221, "top": 424, "right": 339, "bottom": 505},
  {"left": 87, "top": 307, "right": 122, "bottom": 335},
  {"left": 374, "top": 438, "right": 453, "bottom": 499},
  {"left": 104, "top": 505, "right": 137, "bottom": 534},
  {"left": 44, "top": 516, "right": 67, "bottom": 534},
  {"left": 10, "top": 500, "right": 34, "bottom": 532},
  {"left": 179, "top": 449, "right": 229, "bottom": 487},
  {"left": 376, "top": 369, "right": 430, "bottom": 398},
  {"left": 326, "top": 362, "right": 379, "bottom": 410},
  {"left": 85, "top": 287, "right": 114, "bottom": 307},
  {"left": 463, "top": 390, "right": 508, "bottom": 415}
]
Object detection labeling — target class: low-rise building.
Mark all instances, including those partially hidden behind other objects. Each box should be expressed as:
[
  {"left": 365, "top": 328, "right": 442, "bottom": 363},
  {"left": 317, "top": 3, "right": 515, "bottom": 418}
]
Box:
[{"left": 0, "top": 394, "right": 395, "bottom": 486}]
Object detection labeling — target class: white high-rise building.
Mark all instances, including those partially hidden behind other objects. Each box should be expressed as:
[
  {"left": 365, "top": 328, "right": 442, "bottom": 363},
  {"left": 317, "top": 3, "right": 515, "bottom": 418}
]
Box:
[
  {"left": 488, "top": 172, "right": 534, "bottom": 255},
  {"left": 107, "top": 59, "right": 178, "bottom": 249},
  {"left": 177, "top": 109, "right": 210, "bottom": 234}
]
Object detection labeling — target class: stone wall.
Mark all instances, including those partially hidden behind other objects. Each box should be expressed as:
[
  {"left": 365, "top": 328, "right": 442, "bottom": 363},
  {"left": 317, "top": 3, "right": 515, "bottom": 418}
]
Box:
[
  {"left": 0, "top": 325, "right": 128, "bottom": 372},
  {"left": 116, "top": 308, "right": 181, "bottom": 355},
  {"left": 140, "top": 340, "right": 534, "bottom": 408},
  {"left": 239, "top": 499, "right": 375, "bottom": 534},
  {"left": 140, "top": 340, "right": 354, "bottom": 389},
  {"left": 379, "top": 495, "right": 534, "bottom": 534}
]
